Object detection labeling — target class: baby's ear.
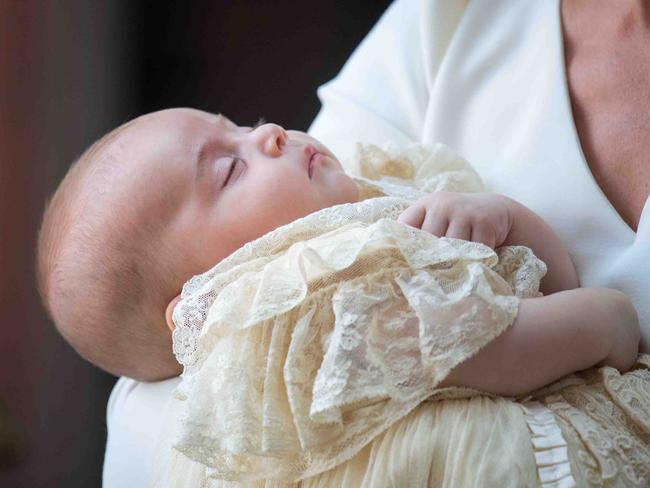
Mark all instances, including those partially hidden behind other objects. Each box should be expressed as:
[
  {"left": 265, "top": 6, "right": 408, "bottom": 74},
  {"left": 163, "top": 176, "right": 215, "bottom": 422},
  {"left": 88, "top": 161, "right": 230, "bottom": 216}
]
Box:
[{"left": 165, "top": 294, "right": 182, "bottom": 331}]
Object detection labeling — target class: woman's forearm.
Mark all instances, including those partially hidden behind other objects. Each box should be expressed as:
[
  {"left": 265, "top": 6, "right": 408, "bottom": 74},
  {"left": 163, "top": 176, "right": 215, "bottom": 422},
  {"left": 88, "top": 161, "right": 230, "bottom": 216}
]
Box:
[
  {"left": 501, "top": 196, "right": 580, "bottom": 295},
  {"left": 437, "top": 287, "right": 640, "bottom": 397}
]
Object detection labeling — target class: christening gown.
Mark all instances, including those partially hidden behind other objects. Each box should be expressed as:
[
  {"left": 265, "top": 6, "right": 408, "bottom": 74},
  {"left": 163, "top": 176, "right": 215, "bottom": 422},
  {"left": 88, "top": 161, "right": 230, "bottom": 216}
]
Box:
[{"left": 154, "top": 143, "right": 650, "bottom": 488}]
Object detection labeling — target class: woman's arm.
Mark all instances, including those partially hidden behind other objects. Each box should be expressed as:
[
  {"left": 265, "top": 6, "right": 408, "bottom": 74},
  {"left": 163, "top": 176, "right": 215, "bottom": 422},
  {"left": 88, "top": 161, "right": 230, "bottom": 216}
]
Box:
[
  {"left": 308, "top": 0, "right": 468, "bottom": 164},
  {"left": 438, "top": 287, "right": 641, "bottom": 397},
  {"left": 103, "top": 377, "right": 181, "bottom": 487}
]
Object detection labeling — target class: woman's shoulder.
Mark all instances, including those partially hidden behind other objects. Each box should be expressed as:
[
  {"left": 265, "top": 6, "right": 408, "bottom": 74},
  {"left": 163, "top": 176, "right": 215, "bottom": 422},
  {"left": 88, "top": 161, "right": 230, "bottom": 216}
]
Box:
[
  {"left": 106, "top": 376, "right": 180, "bottom": 427},
  {"left": 308, "top": 0, "right": 469, "bottom": 162},
  {"left": 103, "top": 376, "right": 181, "bottom": 487}
]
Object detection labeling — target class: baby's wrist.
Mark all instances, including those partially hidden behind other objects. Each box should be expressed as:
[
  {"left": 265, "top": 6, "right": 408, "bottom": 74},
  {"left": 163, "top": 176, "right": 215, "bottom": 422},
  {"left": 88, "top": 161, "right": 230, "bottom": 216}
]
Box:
[
  {"left": 595, "top": 288, "right": 640, "bottom": 371},
  {"left": 492, "top": 194, "right": 523, "bottom": 248}
]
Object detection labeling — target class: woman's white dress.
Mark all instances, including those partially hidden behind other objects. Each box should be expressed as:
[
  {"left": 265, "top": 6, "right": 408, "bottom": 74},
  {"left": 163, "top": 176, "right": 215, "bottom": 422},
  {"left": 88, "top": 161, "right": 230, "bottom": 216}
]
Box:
[{"left": 103, "top": 1, "right": 650, "bottom": 486}]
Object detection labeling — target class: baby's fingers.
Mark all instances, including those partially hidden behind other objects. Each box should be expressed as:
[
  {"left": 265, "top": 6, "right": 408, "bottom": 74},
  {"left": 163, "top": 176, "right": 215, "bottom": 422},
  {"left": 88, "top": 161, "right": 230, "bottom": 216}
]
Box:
[
  {"left": 421, "top": 211, "right": 449, "bottom": 237},
  {"left": 445, "top": 219, "right": 472, "bottom": 241},
  {"left": 470, "top": 222, "right": 497, "bottom": 249},
  {"left": 398, "top": 204, "right": 426, "bottom": 229}
]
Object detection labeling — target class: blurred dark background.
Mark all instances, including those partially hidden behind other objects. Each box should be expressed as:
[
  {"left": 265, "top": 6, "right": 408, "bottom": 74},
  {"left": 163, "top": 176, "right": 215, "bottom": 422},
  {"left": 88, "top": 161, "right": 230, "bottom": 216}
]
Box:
[{"left": 0, "top": 1, "right": 391, "bottom": 486}]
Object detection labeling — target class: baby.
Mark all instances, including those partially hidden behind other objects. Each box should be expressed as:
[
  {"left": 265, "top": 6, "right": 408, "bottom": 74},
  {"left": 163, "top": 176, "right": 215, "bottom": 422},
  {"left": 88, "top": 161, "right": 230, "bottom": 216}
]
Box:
[
  {"left": 37, "top": 107, "right": 649, "bottom": 485},
  {"left": 36, "top": 107, "right": 638, "bottom": 385},
  {"left": 36, "top": 108, "right": 360, "bottom": 381}
]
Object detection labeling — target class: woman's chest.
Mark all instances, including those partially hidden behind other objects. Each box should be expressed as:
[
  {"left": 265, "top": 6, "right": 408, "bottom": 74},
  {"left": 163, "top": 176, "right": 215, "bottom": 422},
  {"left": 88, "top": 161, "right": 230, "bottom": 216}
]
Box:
[
  {"left": 562, "top": 2, "right": 650, "bottom": 233},
  {"left": 425, "top": 0, "right": 650, "bottom": 348}
]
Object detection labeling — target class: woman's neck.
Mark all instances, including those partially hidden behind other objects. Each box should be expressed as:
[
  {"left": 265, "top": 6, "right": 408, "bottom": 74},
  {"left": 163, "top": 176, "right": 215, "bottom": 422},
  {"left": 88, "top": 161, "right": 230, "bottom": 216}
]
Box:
[{"left": 565, "top": 0, "right": 650, "bottom": 37}]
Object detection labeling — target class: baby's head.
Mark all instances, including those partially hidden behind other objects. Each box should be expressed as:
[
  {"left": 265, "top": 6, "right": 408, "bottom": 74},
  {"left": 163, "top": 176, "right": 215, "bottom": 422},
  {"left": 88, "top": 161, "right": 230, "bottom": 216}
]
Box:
[{"left": 36, "top": 108, "right": 358, "bottom": 381}]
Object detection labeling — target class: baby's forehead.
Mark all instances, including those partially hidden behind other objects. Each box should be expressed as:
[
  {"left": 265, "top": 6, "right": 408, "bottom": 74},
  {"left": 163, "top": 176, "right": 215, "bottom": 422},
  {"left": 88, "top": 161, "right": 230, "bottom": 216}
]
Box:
[
  {"left": 103, "top": 111, "right": 197, "bottom": 161},
  {"left": 108, "top": 109, "right": 238, "bottom": 160},
  {"left": 80, "top": 107, "right": 232, "bottom": 206},
  {"left": 115, "top": 110, "right": 212, "bottom": 154},
  {"left": 138, "top": 107, "right": 229, "bottom": 130},
  {"left": 82, "top": 108, "right": 253, "bottom": 214}
]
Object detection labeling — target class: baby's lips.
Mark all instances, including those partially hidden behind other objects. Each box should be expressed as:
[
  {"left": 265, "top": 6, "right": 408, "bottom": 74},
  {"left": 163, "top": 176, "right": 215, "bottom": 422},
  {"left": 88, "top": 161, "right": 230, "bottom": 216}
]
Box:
[{"left": 304, "top": 144, "right": 317, "bottom": 178}]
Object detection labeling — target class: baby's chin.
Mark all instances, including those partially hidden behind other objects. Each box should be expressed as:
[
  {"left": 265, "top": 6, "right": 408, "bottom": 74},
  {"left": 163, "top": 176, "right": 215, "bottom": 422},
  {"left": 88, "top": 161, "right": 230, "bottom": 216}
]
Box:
[
  {"left": 328, "top": 170, "right": 360, "bottom": 206},
  {"left": 318, "top": 144, "right": 343, "bottom": 172},
  {"left": 343, "top": 173, "right": 360, "bottom": 202}
]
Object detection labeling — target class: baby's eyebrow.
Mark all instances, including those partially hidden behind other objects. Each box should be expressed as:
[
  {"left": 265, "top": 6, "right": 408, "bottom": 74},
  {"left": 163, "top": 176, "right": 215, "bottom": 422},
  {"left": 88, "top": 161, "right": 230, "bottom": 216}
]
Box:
[
  {"left": 196, "top": 142, "right": 211, "bottom": 170},
  {"left": 192, "top": 112, "right": 241, "bottom": 187},
  {"left": 194, "top": 141, "right": 225, "bottom": 202},
  {"left": 193, "top": 128, "right": 231, "bottom": 192}
]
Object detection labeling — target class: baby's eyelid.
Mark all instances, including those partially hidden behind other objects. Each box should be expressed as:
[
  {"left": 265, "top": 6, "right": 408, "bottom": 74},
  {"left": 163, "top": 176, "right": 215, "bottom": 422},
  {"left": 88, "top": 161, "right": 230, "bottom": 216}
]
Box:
[
  {"left": 224, "top": 156, "right": 245, "bottom": 186},
  {"left": 223, "top": 157, "right": 237, "bottom": 186}
]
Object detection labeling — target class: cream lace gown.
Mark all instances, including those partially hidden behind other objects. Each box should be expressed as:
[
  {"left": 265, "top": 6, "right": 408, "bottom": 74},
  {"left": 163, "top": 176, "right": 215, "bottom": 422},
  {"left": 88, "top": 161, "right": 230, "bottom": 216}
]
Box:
[{"left": 152, "top": 144, "right": 650, "bottom": 488}]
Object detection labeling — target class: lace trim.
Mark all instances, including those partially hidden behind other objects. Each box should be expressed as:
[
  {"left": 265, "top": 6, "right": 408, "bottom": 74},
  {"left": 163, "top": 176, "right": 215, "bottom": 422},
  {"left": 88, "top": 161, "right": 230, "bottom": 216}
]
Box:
[
  {"left": 172, "top": 197, "right": 413, "bottom": 373},
  {"left": 172, "top": 141, "right": 491, "bottom": 372},
  {"left": 520, "top": 400, "right": 576, "bottom": 488},
  {"left": 165, "top": 141, "right": 554, "bottom": 482},
  {"left": 350, "top": 141, "right": 486, "bottom": 195},
  {"left": 167, "top": 213, "right": 544, "bottom": 481}
]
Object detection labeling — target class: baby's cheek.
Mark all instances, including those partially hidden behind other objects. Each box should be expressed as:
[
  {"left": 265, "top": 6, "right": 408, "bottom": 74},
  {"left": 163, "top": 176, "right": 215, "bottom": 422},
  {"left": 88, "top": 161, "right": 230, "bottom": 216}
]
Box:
[
  {"left": 261, "top": 177, "right": 315, "bottom": 213},
  {"left": 334, "top": 172, "right": 359, "bottom": 204},
  {"left": 230, "top": 196, "right": 296, "bottom": 242},
  {"left": 232, "top": 170, "right": 322, "bottom": 240}
]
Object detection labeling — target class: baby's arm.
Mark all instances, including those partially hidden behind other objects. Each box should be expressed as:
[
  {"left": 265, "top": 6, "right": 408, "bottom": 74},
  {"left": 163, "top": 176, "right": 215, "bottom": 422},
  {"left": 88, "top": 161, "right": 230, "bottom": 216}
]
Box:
[
  {"left": 438, "top": 287, "right": 641, "bottom": 397},
  {"left": 398, "top": 192, "right": 579, "bottom": 295},
  {"left": 399, "top": 191, "right": 640, "bottom": 396},
  {"left": 500, "top": 196, "right": 579, "bottom": 295}
]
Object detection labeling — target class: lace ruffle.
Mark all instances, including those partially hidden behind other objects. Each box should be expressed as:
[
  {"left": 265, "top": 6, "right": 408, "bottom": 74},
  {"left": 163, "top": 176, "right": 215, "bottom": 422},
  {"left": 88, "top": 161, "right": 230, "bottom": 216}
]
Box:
[
  {"left": 169, "top": 210, "right": 548, "bottom": 482},
  {"left": 172, "top": 141, "right": 494, "bottom": 374},
  {"left": 538, "top": 356, "right": 650, "bottom": 487},
  {"left": 162, "top": 141, "right": 650, "bottom": 486},
  {"left": 351, "top": 142, "right": 485, "bottom": 199},
  {"left": 520, "top": 400, "right": 576, "bottom": 487},
  {"left": 154, "top": 358, "right": 650, "bottom": 487},
  {"left": 166, "top": 142, "right": 551, "bottom": 482}
]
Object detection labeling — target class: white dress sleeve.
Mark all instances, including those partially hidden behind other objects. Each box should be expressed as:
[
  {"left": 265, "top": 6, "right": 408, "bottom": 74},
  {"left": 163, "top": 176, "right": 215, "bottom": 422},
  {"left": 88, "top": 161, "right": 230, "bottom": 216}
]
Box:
[
  {"left": 102, "top": 376, "right": 180, "bottom": 487},
  {"left": 308, "top": 0, "right": 468, "bottom": 169}
]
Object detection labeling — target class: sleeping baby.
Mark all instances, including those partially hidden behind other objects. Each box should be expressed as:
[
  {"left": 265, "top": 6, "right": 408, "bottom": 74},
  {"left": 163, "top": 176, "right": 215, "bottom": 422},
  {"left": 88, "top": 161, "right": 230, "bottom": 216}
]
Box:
[{"left": 36, "top": 108, "right": 650, "bottom": 487}]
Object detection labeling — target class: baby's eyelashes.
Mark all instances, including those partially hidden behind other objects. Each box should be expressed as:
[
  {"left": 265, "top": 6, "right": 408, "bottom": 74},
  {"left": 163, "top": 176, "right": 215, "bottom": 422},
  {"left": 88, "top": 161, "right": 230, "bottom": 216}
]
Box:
[{"left": 223, "top": 158, "right": 238, "bottom": 186}]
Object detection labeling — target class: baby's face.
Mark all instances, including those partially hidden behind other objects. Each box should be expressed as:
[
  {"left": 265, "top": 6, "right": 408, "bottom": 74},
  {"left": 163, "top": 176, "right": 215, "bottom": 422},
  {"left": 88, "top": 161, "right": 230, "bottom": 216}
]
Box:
[{"left": 107, "top": 108, "right": 358, "bottom": 291}]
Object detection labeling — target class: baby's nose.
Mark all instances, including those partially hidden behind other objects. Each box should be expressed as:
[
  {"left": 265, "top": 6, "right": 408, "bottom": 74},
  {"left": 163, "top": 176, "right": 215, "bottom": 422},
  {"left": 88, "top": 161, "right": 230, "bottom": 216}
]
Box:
[{"left": 251, "top": 123, "right": 287, "bottom": 157}]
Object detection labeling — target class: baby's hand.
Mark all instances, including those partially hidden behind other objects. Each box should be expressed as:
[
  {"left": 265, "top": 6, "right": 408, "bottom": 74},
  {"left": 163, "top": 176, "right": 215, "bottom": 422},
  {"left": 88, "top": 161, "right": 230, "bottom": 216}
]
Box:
[{"left": 397, "top": 192, "right": 514, "bottom": 249}]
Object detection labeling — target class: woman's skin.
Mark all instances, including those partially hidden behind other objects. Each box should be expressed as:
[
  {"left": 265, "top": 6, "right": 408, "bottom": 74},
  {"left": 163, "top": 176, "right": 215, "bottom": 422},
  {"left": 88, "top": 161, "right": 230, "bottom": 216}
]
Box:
[{"left": 561, "top": 0, "right": 650, "bottom": 233}]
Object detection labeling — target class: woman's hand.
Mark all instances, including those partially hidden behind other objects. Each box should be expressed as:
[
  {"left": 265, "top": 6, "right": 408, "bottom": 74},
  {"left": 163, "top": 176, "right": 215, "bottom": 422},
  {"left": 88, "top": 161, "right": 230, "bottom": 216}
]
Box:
[{"left": 397, "top": 191, "right": 514, "bottom": 249}]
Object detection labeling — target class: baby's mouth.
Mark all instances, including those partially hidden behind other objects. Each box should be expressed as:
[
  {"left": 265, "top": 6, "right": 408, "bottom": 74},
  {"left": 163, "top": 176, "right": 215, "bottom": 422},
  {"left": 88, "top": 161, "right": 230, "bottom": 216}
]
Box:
[
  {"left": 308, "top": 153, "right": 316, "bottom": 178},
  {"left": 304, "top": 144, "right": 318, "bottom": 179}
]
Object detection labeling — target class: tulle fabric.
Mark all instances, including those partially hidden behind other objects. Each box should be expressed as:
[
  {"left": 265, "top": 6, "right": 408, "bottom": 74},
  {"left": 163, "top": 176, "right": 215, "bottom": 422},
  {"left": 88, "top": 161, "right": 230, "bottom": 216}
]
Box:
[{"left": 154, "top": 358, "right": 650, "bottom": 488}]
